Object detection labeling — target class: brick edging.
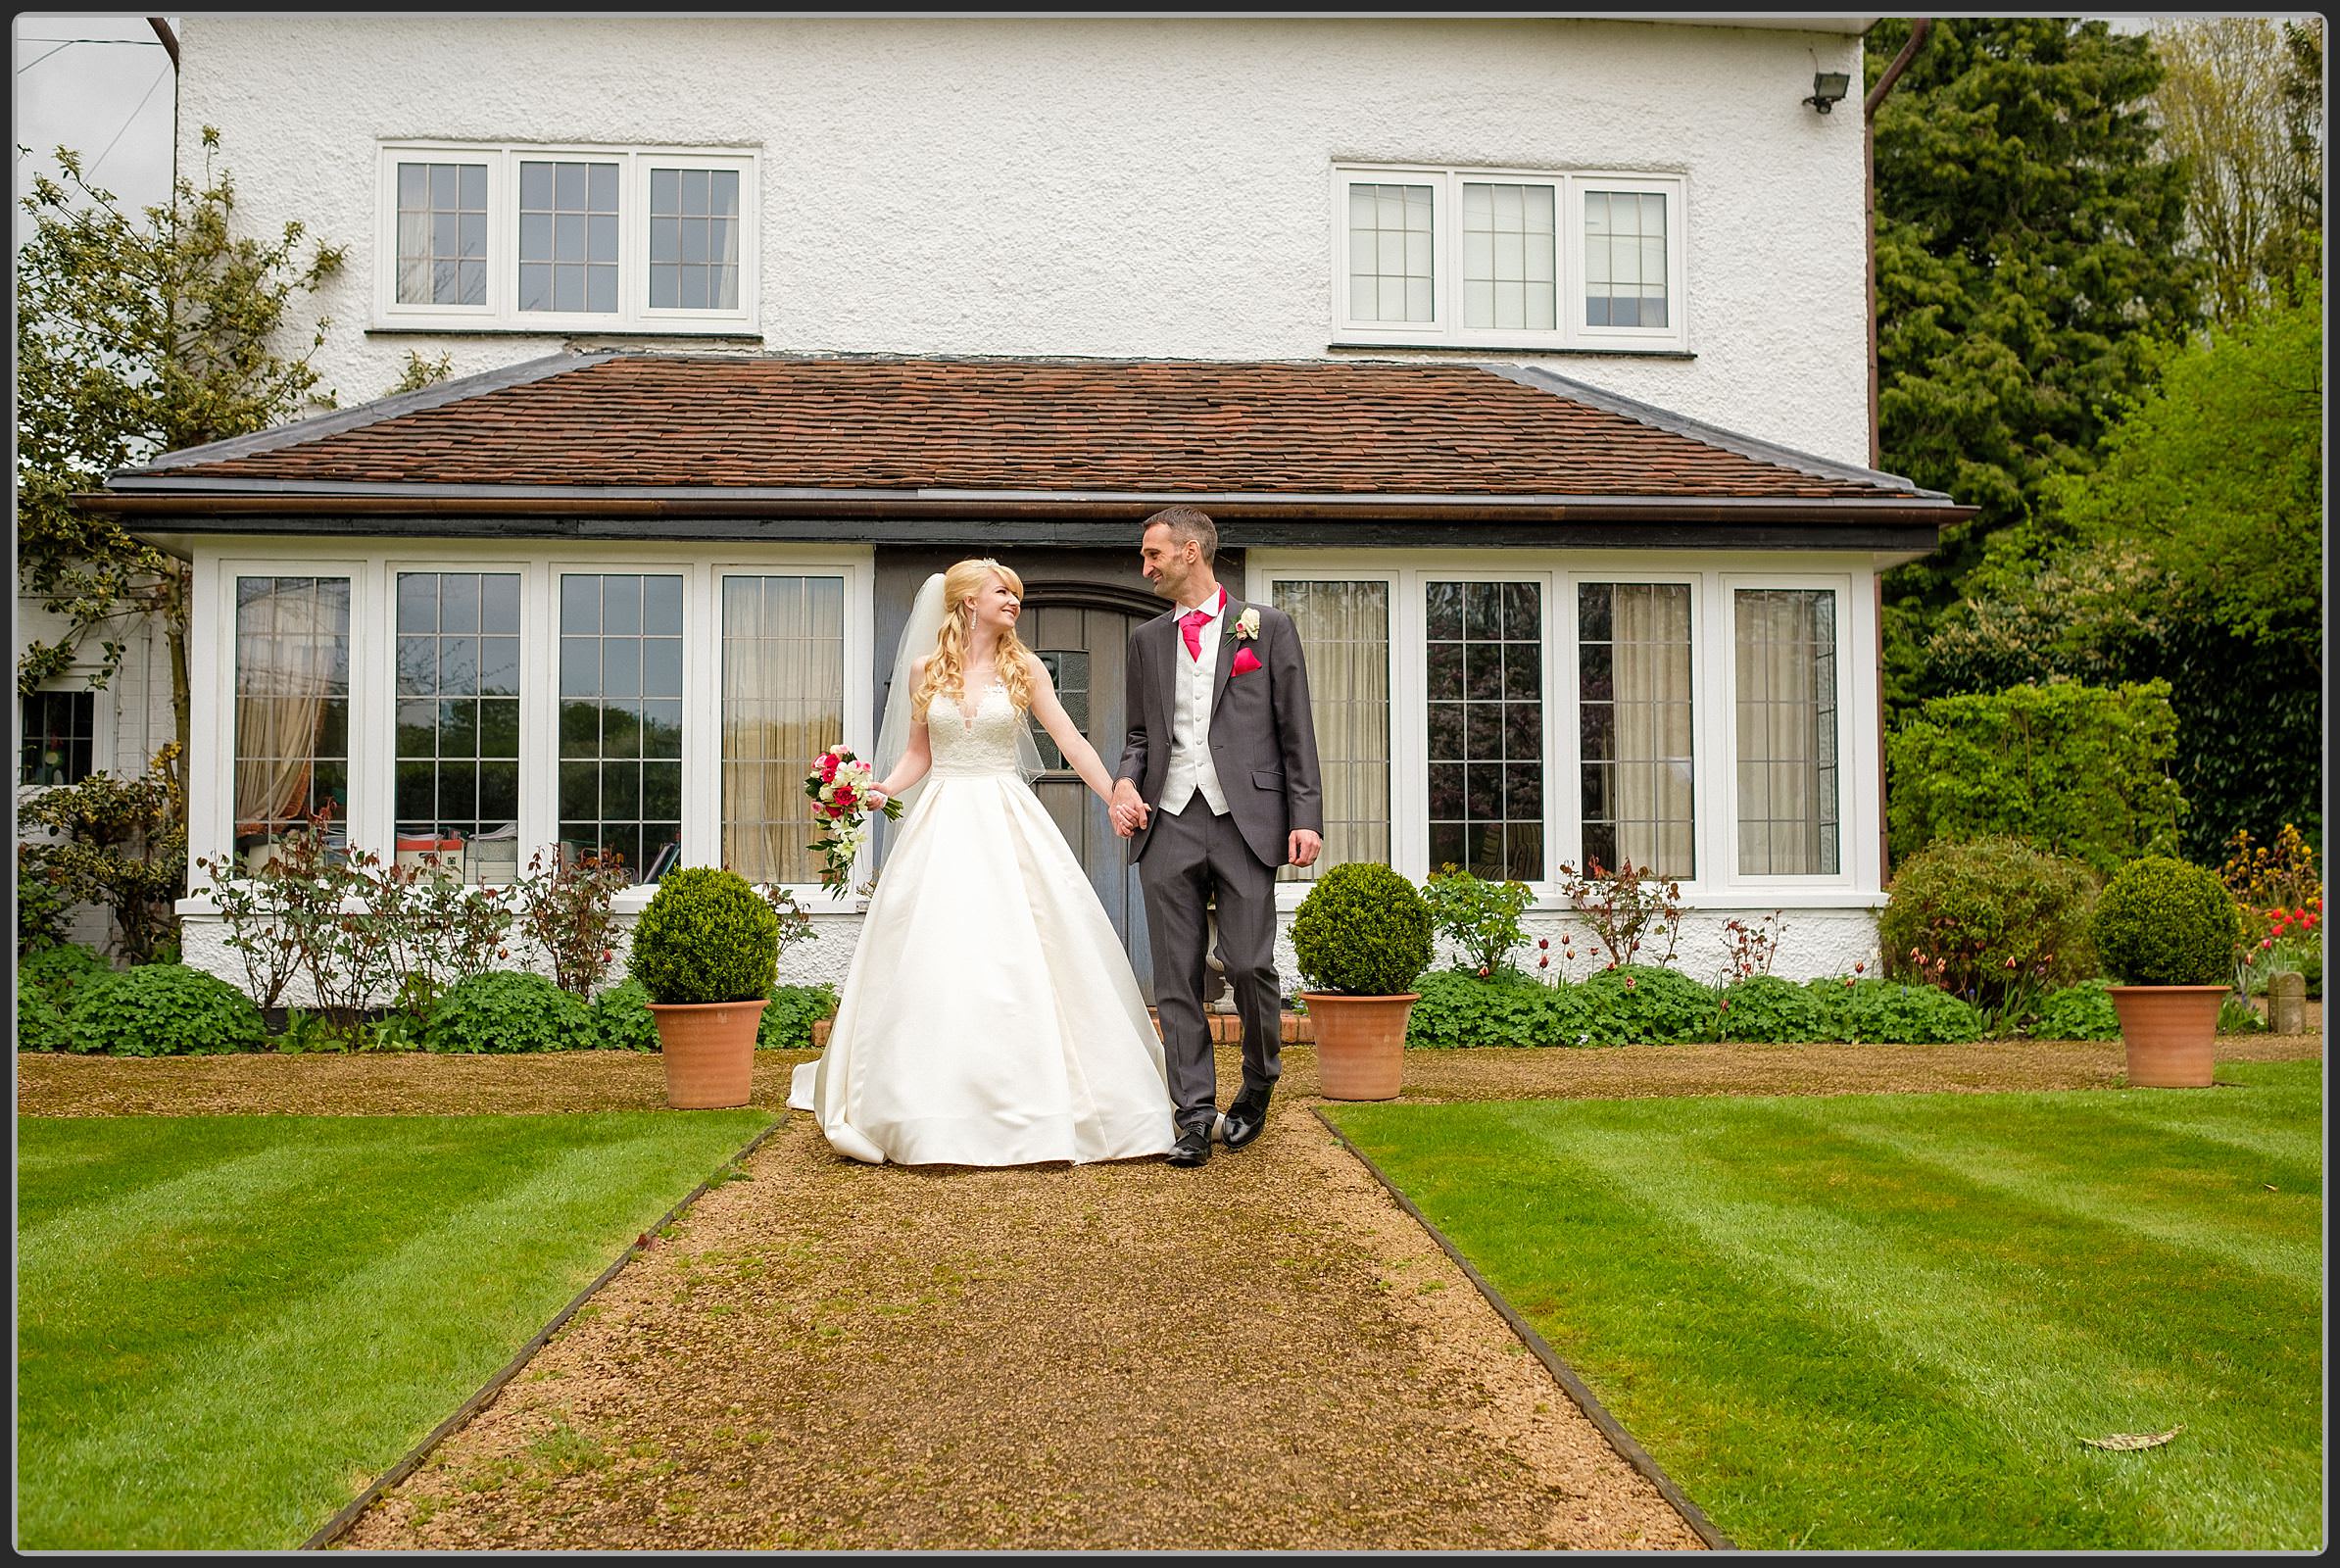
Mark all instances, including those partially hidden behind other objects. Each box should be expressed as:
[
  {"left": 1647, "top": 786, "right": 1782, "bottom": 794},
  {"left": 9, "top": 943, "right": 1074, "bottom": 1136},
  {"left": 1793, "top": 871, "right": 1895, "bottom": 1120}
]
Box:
[
  {"left": 301, "top": 1116, "right": 785, "bottom": 1550},
  {"left": 1312, "top": 1105, "right": 1737, "bottom": 1552}
]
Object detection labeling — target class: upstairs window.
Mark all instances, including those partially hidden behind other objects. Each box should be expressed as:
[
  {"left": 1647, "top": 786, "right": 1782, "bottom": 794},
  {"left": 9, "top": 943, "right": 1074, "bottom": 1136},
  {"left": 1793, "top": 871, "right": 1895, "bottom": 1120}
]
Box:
[
  {"left": 376, "top": 142, "right": 756, "bottom": 333},
  {"left": 1333, "top": 166, "right": 1685, "bottom": 351}
]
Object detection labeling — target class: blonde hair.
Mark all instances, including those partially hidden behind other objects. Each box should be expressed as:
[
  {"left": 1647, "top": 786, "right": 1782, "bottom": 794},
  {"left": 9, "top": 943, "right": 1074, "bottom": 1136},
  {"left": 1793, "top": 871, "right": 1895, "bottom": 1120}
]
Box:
[{"left": 912, "top": 559, "right": 1038, "bottom": 721}]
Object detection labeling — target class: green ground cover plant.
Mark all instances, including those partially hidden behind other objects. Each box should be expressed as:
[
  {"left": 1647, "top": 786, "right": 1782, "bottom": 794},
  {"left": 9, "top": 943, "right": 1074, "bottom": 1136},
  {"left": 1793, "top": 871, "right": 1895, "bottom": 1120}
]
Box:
[
  {"left": 16, "top": 1110, "right": 771, "bottom": 1550},
  {"left": 1326, "top": 1061, "right": 2321, "bottom": 1550},
  {"left": 63, "top": 962, "right": 265, "bottom": 1056}
]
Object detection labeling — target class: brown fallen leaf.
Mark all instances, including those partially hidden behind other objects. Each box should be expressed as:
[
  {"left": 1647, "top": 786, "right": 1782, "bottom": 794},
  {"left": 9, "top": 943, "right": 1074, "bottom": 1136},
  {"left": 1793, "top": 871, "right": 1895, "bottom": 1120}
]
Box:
[{"left": 2081, "top": 1425, "right": 2183, "bottom": 1451}]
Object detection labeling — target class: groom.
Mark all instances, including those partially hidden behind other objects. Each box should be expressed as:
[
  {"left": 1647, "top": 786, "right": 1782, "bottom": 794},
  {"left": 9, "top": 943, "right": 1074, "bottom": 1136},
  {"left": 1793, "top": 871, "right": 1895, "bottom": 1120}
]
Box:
[{"left": 1110, "top": 506, "right": 1323, "bottom": 1169}]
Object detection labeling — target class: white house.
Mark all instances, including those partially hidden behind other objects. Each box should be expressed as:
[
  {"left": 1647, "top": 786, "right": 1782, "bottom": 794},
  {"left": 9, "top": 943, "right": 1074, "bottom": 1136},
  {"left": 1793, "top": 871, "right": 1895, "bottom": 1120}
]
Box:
[{"left": 53, "top": 13, "right": 1973, "bottom": 994}]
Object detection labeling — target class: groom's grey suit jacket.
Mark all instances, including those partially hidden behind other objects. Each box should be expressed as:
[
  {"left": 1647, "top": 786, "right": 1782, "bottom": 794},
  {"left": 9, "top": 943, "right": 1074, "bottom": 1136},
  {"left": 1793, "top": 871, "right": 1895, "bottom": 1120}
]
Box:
[{"left": 1116, "top": 596, "right": 1324, "bottom": 869}]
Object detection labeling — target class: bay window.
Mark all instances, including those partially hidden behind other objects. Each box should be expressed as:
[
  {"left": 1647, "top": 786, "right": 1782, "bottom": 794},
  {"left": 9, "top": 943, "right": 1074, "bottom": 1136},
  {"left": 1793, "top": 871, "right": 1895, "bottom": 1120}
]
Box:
[
  {"left": 1269, "top": 579, "right": 1390, "bottom": 882},
  {"left": 1732, "top": 587, "right": 1841, "bottom": 877},
  {"left": 232, "top": 576, "right": 351, "bottom": 870},
  {"left": 720, "top": 574, "right": 846, "bottom": 885},
  {"left": 1577, "top": 581, "right": 1695, "bottom": 879}
]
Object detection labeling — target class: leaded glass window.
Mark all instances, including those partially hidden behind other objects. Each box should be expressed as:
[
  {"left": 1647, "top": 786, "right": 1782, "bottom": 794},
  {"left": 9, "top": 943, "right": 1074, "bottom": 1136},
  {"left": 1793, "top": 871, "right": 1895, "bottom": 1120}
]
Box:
[
  {"left": 234, "top": 576, "right": 351, "bottom": 860},
  {"left": 649, "top": 167, "right": 741, "bottom": 311},
  {"left": 395, "top": 161, "right": 487, "bottom": 307},
  {"left": 1584, "top": 190, "right": 1670, "bottom": 329},
  {"left": 395, "top": 572, "right": 522, "bottom": 885},
  {"left": 559, "top": 573, "right": 683, "bottom": 883},
  {"left": 1345, "top": 181, "right": 1436, "bottom": 323},
  {"left": 1427, "top": 580, "right": 1542, "bottom": 881},
  {"left": 518, "top": 160, "right": 620, "bottom": 314}
]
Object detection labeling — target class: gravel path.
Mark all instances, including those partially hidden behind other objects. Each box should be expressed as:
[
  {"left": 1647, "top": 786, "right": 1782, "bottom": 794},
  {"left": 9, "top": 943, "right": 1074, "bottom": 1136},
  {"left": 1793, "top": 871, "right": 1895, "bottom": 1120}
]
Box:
[{"left": 18, "top": 1022, "right": 2321, "bottom": 1551}]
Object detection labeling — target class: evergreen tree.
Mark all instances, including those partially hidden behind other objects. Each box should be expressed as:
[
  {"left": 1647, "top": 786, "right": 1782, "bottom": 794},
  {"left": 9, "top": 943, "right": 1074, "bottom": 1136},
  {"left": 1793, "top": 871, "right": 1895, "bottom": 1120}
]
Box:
[{"left": 1867, "top": 17, "right": 2202, "bottom": 710}]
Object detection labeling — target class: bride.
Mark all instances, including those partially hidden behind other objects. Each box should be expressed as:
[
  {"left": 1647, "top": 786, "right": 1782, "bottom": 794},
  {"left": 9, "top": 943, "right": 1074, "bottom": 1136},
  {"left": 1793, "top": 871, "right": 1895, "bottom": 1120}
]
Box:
[{"left": 787, "top": 559, "right": 1177, "bottom": 1166}]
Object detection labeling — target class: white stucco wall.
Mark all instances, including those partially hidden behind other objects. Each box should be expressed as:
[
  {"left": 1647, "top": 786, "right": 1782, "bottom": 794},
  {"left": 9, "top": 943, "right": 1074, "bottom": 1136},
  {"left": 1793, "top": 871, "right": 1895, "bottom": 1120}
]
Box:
[{"left": 174, "top": 14, "right": 1872, "bottom": 464}]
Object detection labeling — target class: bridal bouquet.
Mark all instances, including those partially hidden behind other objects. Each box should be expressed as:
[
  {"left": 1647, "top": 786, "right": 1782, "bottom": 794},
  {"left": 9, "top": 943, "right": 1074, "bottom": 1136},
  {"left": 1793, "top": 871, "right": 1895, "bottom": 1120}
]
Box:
[{"left": 804, "top": 744, "right": 903, "bottom": 898}]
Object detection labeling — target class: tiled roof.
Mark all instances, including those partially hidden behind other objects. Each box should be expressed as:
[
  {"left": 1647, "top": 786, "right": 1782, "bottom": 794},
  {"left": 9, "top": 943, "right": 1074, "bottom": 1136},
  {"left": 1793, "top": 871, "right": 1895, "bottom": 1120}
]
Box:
[{"left": 125, "top": 354, "right": 1935, "bottom": 503}]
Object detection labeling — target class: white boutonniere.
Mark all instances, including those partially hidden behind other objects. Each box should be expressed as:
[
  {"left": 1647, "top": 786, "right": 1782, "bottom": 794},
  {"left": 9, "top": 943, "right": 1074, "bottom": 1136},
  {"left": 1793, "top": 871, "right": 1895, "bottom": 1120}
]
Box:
[{"left": 1232, "top": 607, "right": 1262, "bottom": 642}]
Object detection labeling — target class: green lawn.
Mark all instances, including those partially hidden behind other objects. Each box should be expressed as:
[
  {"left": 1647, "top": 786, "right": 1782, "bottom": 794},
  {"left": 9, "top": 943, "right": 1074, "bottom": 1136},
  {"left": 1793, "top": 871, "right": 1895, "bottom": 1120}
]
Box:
[
  {"left": 17, "top": 1110, "right": 773, "bottom": 1550},
  {"left": 1325, "top": 1060, "right": 2323, "bottom": 1551}
]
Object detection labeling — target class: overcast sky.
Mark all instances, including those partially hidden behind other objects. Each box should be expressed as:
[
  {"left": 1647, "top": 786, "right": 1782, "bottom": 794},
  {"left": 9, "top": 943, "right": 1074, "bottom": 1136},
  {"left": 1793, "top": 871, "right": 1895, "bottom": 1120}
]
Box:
[
  {"left": 7, "top": 11, "right": 2194, "bottom": 254},
  {"left": 13, "top": 14, "right": 178, "bottom": 240}
]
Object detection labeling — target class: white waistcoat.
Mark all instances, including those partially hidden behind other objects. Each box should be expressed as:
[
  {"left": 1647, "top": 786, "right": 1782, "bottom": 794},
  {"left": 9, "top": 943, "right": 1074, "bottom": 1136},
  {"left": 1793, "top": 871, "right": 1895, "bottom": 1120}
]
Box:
[{"left": 1160, "top": 595, "right": 1230, "bottom": 817}]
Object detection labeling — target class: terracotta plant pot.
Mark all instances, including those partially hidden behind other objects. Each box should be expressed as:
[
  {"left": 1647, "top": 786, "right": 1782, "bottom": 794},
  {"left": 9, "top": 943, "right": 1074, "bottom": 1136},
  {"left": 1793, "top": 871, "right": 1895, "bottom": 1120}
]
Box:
[
  {"left": 1301, "top": 992, "right": 1419, "bottom": 1102},
  {"left": 649, "top": 999, "right": 769, "bottom": 1109},
  {"left": 2106, "top": 984, "right": 2226, "bottom": 1089}
]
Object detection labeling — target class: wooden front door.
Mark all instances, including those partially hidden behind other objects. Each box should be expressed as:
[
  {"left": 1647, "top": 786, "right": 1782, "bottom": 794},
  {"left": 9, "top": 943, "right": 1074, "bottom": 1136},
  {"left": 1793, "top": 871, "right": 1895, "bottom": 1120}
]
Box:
[{"left": 1019, "top": 597, "right": 1154, "bottom": 1001}]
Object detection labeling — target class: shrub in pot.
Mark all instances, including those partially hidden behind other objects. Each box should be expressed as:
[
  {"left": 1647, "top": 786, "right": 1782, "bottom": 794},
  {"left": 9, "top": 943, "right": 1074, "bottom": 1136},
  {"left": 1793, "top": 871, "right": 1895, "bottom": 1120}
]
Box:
[
  {"left": 1290, "top": 862, "right": 1433, "bottom": 1100},
  {"left": 627, "top": 867, "right": 779, "bottom": 1107},
  {"left": 2088, "top": 855, "right": 2241, "bottom": 1088}
]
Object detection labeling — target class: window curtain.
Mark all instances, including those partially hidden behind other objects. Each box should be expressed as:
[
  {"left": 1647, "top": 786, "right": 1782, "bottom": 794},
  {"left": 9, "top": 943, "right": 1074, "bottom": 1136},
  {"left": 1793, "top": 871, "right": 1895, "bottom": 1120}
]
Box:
[
  {"left": 1611, "top": 584, "right": 1695, "bottom": 876},
  {"left": 234, "top": 579, "right": 342, "bottom": 836},
  {"left": 1734, "top": 589, "right": 1838, "bottom": 875},
  {"left": 720, "top": 577, "right": 844, "bottom": 883},
  {"left": 1272, "top": 582, "right": 1389, "bottom": 881}
]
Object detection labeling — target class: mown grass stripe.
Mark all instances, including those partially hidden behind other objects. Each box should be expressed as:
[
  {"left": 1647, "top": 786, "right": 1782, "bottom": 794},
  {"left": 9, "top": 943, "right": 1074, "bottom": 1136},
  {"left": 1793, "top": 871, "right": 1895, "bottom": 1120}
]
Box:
[
  {"left": 17, "top": 1112, "right": 770, "bottom": 1551},
  {"left": 1804, "top": 1108, "right": 2319, "bottom": 1289},
  {"left": 1330, "top": 1069, "right": 2320, "bottom": 1550}
]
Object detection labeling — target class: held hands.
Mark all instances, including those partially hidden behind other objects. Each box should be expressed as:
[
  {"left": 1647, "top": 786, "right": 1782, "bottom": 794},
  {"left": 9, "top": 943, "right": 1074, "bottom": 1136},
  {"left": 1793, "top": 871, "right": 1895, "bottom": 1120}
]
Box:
[
  {"left": 1288, "top": 828, "right": 1322, "bottom": 868},
  {"left": 1108, "top": 779, "right": 1149, "bottom": 838}
]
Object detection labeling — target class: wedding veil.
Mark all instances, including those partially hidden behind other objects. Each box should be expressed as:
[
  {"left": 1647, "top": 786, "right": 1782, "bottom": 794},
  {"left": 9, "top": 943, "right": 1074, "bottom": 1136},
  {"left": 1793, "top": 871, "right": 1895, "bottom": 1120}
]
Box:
[{"left": 873, "top": 571, "right": 1047, "bottom": 808}]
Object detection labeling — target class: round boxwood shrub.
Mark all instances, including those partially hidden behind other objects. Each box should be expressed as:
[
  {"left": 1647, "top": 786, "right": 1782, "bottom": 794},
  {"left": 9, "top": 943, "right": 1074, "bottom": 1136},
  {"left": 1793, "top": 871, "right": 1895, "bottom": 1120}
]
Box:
[
  {"left": 1291, "top": 862, "right": 1433, "bottom": 997},
  {"left": 1717, "top": 974, "right": 1828, "bottom": 1043},
  {"left": 1576, "top": 964, "right": 1722, "bottom": 1045},
  {"left": 427, "top": 970, "right": 590, "bottom": 1054},
  {"left": 627, "top": 867, "right": 780, "bottom": 1004},
  {"left": 2032, "top": 979, "right": 2121, "bottom": 1041},
  {"left": 1806, "top": 977, "right": 1984, "bottom": 1044},
  {"left": 17, "top": 943, "right": 118, "bottom": 1053},
  {"left": 1877, "top": 836, "right": 2098, "bottom": 1004},
  {"left": 64, "top": 963, "right": 266, "bottom": 1056},
  {"left": 586, "top": 979, "right": 661, "bottom": 1052},
  {"left": 2089, "top": 855, "right": 2242, "bottom": 987},
  {"left": 1405, "top": 968, "right": 1592, "bottom": 1049}
]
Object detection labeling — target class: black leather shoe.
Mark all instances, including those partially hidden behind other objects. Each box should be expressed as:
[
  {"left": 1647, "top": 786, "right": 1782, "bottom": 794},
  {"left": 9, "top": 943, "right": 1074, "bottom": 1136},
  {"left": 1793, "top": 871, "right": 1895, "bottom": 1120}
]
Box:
[
  {"left": 1166, "top": 1129, "right": 1212, "bottom": 1168},
  {"left": 1221, "top": 1088, "right": 1272, "bottom": 1151}
]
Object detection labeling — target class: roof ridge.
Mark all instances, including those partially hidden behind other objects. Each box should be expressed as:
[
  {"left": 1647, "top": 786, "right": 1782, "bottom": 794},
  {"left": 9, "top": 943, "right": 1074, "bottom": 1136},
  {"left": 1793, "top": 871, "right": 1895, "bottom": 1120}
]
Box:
[{"left": 125, "top": 350, "right": 619, "bottom": 476}]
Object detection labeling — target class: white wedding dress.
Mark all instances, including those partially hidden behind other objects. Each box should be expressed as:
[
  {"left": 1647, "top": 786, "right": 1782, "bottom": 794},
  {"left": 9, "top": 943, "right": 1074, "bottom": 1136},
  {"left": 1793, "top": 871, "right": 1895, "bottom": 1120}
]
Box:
[{"left": 787, "top": 679, "right": 1177, "bottom": 1166}]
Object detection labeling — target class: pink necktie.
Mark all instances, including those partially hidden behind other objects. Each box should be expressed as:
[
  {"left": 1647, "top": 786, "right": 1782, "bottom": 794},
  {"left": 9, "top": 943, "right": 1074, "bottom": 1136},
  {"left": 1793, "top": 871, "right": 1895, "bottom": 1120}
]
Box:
[{"left": 1180, "top": 608, "right": 1209, "bottom": 661}]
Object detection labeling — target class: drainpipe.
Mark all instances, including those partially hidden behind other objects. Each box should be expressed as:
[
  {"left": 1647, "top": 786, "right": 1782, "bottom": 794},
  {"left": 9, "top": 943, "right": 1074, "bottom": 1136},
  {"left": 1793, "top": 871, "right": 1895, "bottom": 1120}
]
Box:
[
  {"left": 1864, "top": 19, "right": 1930, "bottom": 891},
  {"left": 146, "top": 16, "right": 179, "bottom": 69}
]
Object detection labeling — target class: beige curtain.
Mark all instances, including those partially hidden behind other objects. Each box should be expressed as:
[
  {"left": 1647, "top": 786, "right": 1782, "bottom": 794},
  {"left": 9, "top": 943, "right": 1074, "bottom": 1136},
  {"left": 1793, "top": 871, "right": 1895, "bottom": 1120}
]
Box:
[
  {"left": 1272, "top": 581, "right": 1389, "bottom": 882},
  {"left": 1611, "top": 584, "right": 1695, "bottom": 877},
  {"left": 234, "top": 579, "right": 344, "bottom": 835},
  {"left": 721, "top": 576, "right": 845, "bottom": 882},
  {"left": 1734, "top": 589, "right": 1838, "bottom": 875}
]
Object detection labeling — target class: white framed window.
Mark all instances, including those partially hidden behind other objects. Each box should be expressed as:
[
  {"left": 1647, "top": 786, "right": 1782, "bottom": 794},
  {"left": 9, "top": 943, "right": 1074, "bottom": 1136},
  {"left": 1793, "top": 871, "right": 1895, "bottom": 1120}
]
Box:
[
  {"left": 1723, "top": 576, "right": 1853, "bottom": 885},
  {"left": 375, "top": 142, "right": 758, "bottom": 333},
  {"left": 1331, "top": 165, "right": 1687, "bottom": 351},
  {"left": 1266, "top": 575, "right": 1394, "bottom": 883},
  {"left": 1249, "top": 552, "right": 1877, "bottom": 912},
  {"left": 1568, "top": 575, "right": 1698, "bottom": 882},
  {"left": 189, "top": 546, "right": 869, "bottom": 904}
]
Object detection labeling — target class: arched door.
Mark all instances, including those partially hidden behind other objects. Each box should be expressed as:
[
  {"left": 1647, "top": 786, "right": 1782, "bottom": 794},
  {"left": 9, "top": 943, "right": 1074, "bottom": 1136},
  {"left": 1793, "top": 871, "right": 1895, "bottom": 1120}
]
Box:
[{"left": 1018, "top": 587, "right": 1156, "bottom": 1001}]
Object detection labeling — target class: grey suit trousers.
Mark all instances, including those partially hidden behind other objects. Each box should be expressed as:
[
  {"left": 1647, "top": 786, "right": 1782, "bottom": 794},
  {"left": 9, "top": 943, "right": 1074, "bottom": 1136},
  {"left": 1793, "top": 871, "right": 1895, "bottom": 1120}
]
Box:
[{"left": 1141, "top": 800, "right": 1282, "bottom": 1135}]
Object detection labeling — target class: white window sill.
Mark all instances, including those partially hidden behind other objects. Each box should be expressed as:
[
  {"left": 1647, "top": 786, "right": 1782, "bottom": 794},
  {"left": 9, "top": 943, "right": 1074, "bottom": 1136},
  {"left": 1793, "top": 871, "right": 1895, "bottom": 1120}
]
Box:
[{"left": 1327, "top": 340, "right": 1695, "bottom": 359}]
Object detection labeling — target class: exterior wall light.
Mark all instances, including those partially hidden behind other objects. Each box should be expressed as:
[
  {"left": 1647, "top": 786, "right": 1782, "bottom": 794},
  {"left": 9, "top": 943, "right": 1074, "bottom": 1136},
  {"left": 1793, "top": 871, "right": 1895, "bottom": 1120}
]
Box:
[{"left": 1804, "top": 70, "right": 1852, "bottom": 113}]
